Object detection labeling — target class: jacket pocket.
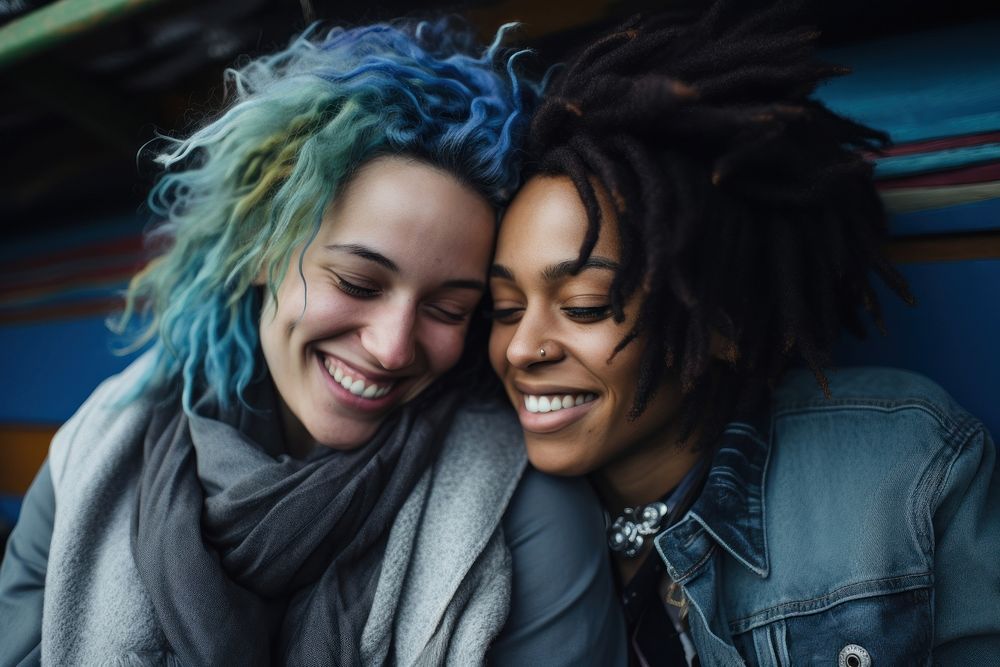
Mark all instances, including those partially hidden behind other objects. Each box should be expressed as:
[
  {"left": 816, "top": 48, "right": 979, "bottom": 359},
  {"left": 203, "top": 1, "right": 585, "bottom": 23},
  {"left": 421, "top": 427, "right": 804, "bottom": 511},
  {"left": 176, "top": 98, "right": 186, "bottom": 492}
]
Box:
[{"left": 734, "top": 587, "right": 933, "bottom": 666}]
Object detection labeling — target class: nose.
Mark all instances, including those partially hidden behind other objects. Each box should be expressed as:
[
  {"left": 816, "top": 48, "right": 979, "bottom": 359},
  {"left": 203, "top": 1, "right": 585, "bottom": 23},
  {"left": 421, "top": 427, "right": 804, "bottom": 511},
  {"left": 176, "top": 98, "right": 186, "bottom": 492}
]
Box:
[
  {"left": 361, "top": 299, "right": 417, "bottom": 370},
  {"left": 504, "top": 307, "right": 562, "bottom": 369}
]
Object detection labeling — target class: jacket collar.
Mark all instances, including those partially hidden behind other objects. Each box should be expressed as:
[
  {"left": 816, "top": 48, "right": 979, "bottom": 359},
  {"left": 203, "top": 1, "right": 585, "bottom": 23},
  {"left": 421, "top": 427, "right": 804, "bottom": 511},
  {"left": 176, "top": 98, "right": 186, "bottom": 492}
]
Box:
[{"left": 667, "top": 413, "right": 773, "bottom": 578}]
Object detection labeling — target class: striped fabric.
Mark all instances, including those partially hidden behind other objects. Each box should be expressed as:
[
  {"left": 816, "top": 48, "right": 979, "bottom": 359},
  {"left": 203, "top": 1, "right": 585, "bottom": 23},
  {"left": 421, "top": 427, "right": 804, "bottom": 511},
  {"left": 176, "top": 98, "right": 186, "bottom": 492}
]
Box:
[
  {"left": 817, "top": 21, "right": 1000, "bottom": 221},
  {"left": 0, "top": 218, "right": 146, "bottom": 325}
]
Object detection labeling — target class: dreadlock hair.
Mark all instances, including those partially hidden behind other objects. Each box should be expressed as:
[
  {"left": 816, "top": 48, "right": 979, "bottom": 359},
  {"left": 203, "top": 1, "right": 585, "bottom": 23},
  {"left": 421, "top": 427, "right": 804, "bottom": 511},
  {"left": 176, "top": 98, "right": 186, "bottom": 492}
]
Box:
[{"left": 526, "top": 1, "right": 914, "bottom": 447}]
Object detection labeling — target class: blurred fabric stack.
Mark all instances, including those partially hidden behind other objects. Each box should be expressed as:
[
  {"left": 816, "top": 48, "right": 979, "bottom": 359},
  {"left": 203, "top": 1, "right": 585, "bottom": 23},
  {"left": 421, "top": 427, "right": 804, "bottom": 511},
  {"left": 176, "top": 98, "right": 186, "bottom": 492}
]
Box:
[{"left": 818, "top": 21, "right": 1000, "bottom": 236}]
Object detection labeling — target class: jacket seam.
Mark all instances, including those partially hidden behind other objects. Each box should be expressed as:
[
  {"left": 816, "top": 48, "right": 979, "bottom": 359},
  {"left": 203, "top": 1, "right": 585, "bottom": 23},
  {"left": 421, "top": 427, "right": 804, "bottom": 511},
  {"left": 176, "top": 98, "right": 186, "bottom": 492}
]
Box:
[
  {"left": 774, "top": 400, "right": 980, "bottom": 445},
  {"left": 727, "top": 572, "right": 932, "bottom": 634},
  {"left": 669, "top": 540, "right": 717, "bottom": 583},
  {"left": 911, "top": 439, "right": 955, "bottom": 557},
  {"left": 924, "top": 425, "right": 985, "bottom": 548}
]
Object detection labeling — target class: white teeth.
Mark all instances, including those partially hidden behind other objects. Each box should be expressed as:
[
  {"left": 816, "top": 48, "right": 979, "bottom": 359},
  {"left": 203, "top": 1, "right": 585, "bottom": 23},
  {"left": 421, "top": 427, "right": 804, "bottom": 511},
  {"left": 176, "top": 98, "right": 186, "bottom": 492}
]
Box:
[
  {"left": 324, "top": 357, "right": 394, "bottom": 400},
  {"left": 523, "top": 392, "right": 596, "bottom": 414}
]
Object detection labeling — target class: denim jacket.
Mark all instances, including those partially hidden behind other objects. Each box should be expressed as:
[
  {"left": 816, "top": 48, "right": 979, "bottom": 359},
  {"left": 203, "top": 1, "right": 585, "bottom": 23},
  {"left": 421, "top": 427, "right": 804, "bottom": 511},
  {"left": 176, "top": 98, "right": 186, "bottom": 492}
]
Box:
[{"left": 655, "top": 367, "right": 1000, "bottom": 665}]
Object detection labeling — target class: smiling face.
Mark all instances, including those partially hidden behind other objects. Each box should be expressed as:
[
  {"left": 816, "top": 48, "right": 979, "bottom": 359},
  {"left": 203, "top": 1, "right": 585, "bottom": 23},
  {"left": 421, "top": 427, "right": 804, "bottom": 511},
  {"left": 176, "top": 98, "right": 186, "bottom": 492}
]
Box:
[
  {"left": 489, "top": 175, "right": 685, "bottom": 477},
  {"left": 260, "top": 156, "right": 494, "bottom": 454}
]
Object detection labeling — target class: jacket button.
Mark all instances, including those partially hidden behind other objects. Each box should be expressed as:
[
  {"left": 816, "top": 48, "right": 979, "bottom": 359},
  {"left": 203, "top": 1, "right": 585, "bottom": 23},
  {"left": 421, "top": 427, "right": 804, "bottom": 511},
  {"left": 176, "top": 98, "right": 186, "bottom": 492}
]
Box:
[{"left": 838, "top": 644, "right": 871, "bottom": 667}]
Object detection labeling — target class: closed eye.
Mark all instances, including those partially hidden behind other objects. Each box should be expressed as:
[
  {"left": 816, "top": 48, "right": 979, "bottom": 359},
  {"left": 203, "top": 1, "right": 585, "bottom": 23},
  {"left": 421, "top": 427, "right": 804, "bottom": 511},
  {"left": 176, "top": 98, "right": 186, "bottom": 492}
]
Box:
[
  {"left": 426, "top": 304, "right": 470, "bottom": 324},
  {"left": 484, "top": 307, "right": 523, "bottom": 324},
  {"left": 562, "top": 305, "right": 611, "bottom": 322},
  {"left": 334, "top": 273, "right": 380, "bottom": 298}
]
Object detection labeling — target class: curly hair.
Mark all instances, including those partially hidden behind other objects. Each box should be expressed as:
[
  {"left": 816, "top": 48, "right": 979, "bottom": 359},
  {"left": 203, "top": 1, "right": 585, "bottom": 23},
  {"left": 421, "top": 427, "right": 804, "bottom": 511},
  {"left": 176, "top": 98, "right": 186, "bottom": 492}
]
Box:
[
  {"left": 117, "top": 19, "right": 536, "bottom": 410},
  {"left": 526, "top": 2, "right": 913, "bottom": 443}
]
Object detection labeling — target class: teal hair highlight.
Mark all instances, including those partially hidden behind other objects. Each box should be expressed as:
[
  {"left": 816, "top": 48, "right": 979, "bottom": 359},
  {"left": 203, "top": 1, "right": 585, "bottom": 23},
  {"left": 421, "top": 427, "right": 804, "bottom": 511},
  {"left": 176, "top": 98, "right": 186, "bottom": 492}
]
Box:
[{"left": 116, "top": 19, "right": 536, "bottom": 410}]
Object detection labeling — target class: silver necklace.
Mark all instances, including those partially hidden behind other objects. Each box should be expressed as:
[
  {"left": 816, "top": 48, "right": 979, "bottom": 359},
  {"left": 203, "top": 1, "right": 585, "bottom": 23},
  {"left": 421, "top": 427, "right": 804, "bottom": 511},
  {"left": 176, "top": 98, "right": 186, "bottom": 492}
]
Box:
[{"left": 606, "top": 501, "right": 670, "bottom": 558}]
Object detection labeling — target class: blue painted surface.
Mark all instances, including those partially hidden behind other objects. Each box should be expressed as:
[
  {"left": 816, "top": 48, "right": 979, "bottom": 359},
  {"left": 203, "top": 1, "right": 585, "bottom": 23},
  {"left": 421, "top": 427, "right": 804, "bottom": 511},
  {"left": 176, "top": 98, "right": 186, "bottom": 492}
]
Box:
[
  {"left": 835, "top": 259, "right": 1000, "bottom": 440},
  {"left": 889, "top": 197, "right": 1000, "bottom": 237},
  {"left": 0, "top": 315, "right": 140, "bottom": 424},
  {"left": 0, "top": 496, "right": 21, "bottom": 527}
]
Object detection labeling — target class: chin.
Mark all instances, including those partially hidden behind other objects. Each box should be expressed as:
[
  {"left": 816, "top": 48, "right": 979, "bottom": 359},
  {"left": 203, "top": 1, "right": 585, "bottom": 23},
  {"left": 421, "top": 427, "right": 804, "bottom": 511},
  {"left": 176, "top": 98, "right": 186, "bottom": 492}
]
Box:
[
  {"left": 524, "top": 438, "right": 595, "bottom": 477},
  {"left": 308, "top": 422, "right": 380, "bottom": 452}
]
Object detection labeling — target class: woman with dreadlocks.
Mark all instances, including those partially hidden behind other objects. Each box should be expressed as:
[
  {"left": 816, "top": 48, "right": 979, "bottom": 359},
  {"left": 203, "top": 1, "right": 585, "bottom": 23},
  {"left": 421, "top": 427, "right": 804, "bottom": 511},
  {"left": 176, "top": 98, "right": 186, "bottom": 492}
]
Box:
[
  {"left": 0, "top": 20, "right": 626, "bottom": 666},
  {"left": 488, "top": 4, "right": 1000, "bottom": 665}
]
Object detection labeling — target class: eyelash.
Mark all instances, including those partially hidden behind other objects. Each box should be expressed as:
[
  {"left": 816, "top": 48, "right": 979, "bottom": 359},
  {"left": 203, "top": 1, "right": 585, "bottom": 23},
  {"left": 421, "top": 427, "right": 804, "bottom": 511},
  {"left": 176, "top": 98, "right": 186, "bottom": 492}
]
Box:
[
  {"left": 484, "top": 307, "right": 522, "bottom": 324},
  {"left": 336, "top": 273, "right": 469, "bottom": 324},
  {"left": 485, "top": 305, "right": 611, "bottom": 324},
  {"left": 563, "top": 306, "right": 611, "bottom": 321},
  {"left": 431, "top": 307, "right": 468, "bottom": 324},
  {"left": 334, "top": 274, "right": 379, "bottom": 298}
]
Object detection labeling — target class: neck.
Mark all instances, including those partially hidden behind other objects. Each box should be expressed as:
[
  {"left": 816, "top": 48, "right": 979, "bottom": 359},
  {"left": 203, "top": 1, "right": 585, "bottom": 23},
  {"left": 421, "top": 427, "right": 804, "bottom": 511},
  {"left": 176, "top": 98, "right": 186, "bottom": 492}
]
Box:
[
  {"left": 594, "top": 423, "right": 705, "bottom": 586},
  {"left": 592, "top": 425, "right": 703, "bottom": 518},
  {"left": 277, "top": 395, "right": 317, "bottom": 459}
]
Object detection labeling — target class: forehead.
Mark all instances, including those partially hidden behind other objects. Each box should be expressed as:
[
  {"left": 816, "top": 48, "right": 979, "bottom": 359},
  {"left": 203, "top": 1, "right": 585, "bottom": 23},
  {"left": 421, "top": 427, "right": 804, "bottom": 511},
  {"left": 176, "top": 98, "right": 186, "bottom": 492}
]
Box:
[
  {"left": 496, "top": 175, "right": 620, "bottom": 267},
  {"left": 320, "top": 156, "right": 495, "bottom": 271}
]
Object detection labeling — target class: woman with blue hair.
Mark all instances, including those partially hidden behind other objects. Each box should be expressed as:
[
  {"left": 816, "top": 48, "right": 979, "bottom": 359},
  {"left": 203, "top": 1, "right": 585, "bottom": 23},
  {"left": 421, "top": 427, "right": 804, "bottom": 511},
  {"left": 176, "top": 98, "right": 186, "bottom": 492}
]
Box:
[{"left": 0, "top": 20, "right": 625, "bottom": 665}]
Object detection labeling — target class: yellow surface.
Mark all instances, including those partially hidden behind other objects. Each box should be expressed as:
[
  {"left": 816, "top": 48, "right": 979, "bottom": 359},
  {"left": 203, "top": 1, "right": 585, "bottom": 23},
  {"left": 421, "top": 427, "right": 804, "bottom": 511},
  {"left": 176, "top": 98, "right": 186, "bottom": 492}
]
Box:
[{"left": 0, "top": 425, "right": 57, "bottom": 495}]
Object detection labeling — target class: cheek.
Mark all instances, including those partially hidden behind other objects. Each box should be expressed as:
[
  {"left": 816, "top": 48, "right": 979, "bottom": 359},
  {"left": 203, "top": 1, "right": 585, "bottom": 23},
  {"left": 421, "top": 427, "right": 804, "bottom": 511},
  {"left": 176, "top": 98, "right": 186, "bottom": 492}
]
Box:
[
  {"left": 488, "top": 328, "right": 509, "bottom": 374},
  {"left": 257, "top": 296, "right": 283, "bottom": 356},
  {"left": 590, "top": 336, "right": 644, "bottom": 397},
  {"left": 423, "top": 324, "right": 472, "bottom": 374}
]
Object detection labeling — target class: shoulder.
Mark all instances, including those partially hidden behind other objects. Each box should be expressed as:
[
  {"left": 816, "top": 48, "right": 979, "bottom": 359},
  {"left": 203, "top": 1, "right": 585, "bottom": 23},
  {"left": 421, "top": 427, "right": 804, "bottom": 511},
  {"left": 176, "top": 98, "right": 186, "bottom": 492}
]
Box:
[
  {"left": 765, "top": 367, "right": 993, "bottom": 555},
  {"left": 494, "top": 468, "right": 627, "bottom": 666},
  {"left": 503, "top": 468, "right": 605, "bottom": 548},
  {"left": 48, "top": 352, "right": 157, "bottom": 489},
  {"left": 771, "top": 366, "right": 985, "bottom": 462},
  {"left": 439, "top": 397, "right": 526, "bottom": 472}
]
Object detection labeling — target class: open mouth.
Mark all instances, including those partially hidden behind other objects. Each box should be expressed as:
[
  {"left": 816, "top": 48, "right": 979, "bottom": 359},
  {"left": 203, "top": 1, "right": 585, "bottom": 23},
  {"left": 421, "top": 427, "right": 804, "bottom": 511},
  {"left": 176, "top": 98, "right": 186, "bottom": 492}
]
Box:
[
  {"left": 523, "top": 392, "right": 596, "bottom": 413},
  {"left": 322, "top": 356, "right": 395, "bottom": 400},
  {"left": 514, "top": 388, "right": 599, "bottom": 434}
]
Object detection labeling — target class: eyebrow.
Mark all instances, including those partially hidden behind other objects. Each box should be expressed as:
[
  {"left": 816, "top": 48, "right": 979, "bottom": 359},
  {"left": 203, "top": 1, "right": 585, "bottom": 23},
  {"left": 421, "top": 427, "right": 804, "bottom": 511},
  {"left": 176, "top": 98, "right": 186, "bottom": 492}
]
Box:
[
  {"left": 490, "top": 257, "right": 619, "bottom": 283},
  {"left": 327, "top": 243, "right": 484, "bottom": 292},
  {"left": 326, "top": 243, "right": 398, "bottom": 272}
]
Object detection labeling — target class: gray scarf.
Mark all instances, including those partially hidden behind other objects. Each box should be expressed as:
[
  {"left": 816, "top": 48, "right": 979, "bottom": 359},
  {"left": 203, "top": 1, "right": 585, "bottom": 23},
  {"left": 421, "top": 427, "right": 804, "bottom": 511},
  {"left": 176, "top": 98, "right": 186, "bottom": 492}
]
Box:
[{"left": 131, "top": 378, "right": 456, "bottom": 665}]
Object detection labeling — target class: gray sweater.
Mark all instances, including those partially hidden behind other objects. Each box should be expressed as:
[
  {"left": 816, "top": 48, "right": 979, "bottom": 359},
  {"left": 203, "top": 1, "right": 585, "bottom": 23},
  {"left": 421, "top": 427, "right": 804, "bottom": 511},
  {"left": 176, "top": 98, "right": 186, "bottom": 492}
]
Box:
[{"left": 2, "top": 358, "right": 626, "bottom": 666}]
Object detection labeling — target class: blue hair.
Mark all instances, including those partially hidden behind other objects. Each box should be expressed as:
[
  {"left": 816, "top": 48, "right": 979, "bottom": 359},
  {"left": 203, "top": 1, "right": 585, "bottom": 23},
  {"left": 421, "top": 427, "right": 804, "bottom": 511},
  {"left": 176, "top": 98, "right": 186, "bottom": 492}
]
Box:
[{"left": 117, "top": 18, "right": 537, "bottom": 410}]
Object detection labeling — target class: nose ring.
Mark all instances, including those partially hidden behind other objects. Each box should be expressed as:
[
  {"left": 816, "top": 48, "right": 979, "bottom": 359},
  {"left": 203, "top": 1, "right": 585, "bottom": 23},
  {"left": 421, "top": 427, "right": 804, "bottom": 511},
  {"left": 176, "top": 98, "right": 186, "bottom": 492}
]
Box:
[{"left": 538, "top": 347, "right": 547, "bottom": 358}]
